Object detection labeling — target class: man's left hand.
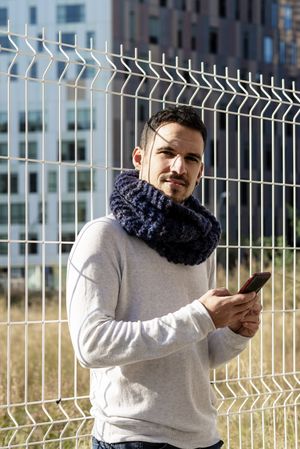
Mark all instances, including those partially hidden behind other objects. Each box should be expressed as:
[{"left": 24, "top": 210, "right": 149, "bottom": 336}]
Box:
[{"left": 229, "top": 300, "right": 262, "bottom": 337}]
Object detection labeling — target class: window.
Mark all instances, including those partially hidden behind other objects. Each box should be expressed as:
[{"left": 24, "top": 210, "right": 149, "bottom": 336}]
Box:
[
  {"left": 248, "top": 0, "right": 253, "bottom": 21},
  {"left": 37, "top": 33, "right": 43, "bottom": 52},
  {"left": 29, "top": 62, "right": 37, "bottom": 78},
  {"left": 57, "top": 32, "right": 76, "bottom": 50},
  {"left": 271, "top": 2, "right": 278, "bottom": 27},
  {"left": 86, "top": 31, "right": 95, "bottom": 48},
  {"left": 138, "top": 103, "right": 146, "bottom": 122},
  {"left": 209, "top": 141, "right": 215, "bottom": 167},
  {"left": 19, "top": 141, "right": 38, "bottom": 159},
  {"left": 264, "top": 37, "right": 273, "bottom": 63},
  {"left": 38, "top": 201, "right": 47, "bottom": 223},
  {"left": 9, "top": 62, "right": 18, "bottom": 80},
  {"left": 0, "top": 233, "right": 7, "bottom": 256},
  {"left": 283, "top": 5, "right": 292, "bottom": 30},
  {"left": 11, "top": 203, "right": 25, "bottom": 224},
  {"left": 60, "top": 140, "right": 86, "bottom": 161},
  {"left": 241, "top": 182, "right": 248, "bottom": 206},
  {"left": 48, "top": 171, "right": 57, "bottom": 192},
  {"left": 61, "top": 200, "right": 86, "bottom": 223},
  {"left": 19, "top": 233, "right": 38, "bottom": 255},
  {"left": 29, "top": 172, "right": 38, "bottom": 193},
  {"left": 235, "top": 0, "right": 240, "bottom": 20},
  {"left": 57, "top": 61, "right": 67, "bottom": 79},
  {"left": 0, "top": 112, "right": 8, "bottom": 133},
  {"left": 0, "top": 173, "right": 18, "bottom": 194},
  {"left": 219, "top": 0, "right": 226, "bottom": 17},
  {"left": 29, "top": 6, "right": 37, "bottom": 25},
  {"left": 129, "top": 11, "right": 135, "bottom": 42},
  {"left": 0, "top": 204, "right": 7, "bottom": 224},
  {"left": 0, "top": 36, "right": 11, "bottom": 51},
  {"left": 177, "top": 24, "right": 182, "bottom": 48},
  {"left": 0, "top": 8, "right": 8, "bottom": 26},
  {"left": 11, "top": 174, "right": 18, "bottom": 194},
  {"left": 209, "top": 28, "right": 218, "bottom": 54},
  {"left": 0, "top": 203, "right": 26, "bottom": 225},
  {"left": 243, "top": 32, "right": 249, "bottom": 59},
  {"left": 195, "top": 0, "right": 201, "bottom": 13},
  {"left": 265, "top": 144, "right": 272, "bottom": 170},
  {"left": 149, "top": 16, "right": 159, "bottom": 44},
  {"left": 57, "top": 4, "right": 85, "bottom": 23},
  {"left": 243, "top": 143, "right": 249, "bottom": 170},
  {"left": 279, "top": 41, "right": 286, "bottom": 64},
  {"left": 67, "top": 109, "right": 95, "bottom": 131},
  {"left": 191, "top": 24, "right": 197, "bottom": 50},
  {"left": 291, "top": 42, "right": 297, "bottom": 65},
  {"left": 219, "top": 108, "right": 226, "bottom": 130},
  {"left": 61, "top": 232, "right": 75, "bottom": 253},
  {"left": 19, "top": 111, "right": 44, "bottom": 132},
  {"left": 67, "top": 170, "right": 94, "bottom": 192},
  {"left": 261, "top": 0, "right": 265, "bottom": 25},
  {"left": 0, "top": 142, "right": 7, "bottom": 163},
  {"left": 76, "top": 58, "right": 96, "bottom": 79},
  {"left": 0, "top": 173, "right": 8, "bottom": 194}
]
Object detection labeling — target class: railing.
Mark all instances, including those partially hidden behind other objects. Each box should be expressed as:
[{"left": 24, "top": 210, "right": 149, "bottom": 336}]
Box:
[{"left": 0, "top": 26, "right": 299, "bottom": 449}]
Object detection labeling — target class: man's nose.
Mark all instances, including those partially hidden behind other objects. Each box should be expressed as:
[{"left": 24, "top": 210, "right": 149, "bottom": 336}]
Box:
[{"left": 170, "top": 155, "right": 187, "bottom": 175}]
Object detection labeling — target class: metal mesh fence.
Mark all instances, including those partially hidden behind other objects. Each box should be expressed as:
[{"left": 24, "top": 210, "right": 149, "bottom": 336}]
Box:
[{"left": 0, "top": 26, "right": 299, "bottom": 448}]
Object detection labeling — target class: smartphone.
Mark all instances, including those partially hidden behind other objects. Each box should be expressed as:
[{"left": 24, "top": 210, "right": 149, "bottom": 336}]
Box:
[{"left": 238, "top": 272, "right": 271, "bottom": 294}]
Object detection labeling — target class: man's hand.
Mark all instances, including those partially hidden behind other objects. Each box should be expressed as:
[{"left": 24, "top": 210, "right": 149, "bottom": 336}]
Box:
[
  {"left": 199, "top": 288, "right": 258, "bottom": 329},
  {"left": 229, "top": 301, "right": 262, "bottom": 337}
]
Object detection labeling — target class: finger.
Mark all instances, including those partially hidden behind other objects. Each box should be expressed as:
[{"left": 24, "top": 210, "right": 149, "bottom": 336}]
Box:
[
  {"left": 233, "top": 300, "right": 258, "bottom": 315},
  {"left": 252, "top": 303, "right": 263, "bottom": 313},
  {"left": 232, "top": 292, "right": 257, "bottom": 306},
  {"left": 241, "top": 318, "right": 260, "bottom": 326},
  {"left": 242, "top": 315, "right": 260, "bottom": 325},
  {"left": 242, "top": 322, "right": 260, "bottom": 331}
]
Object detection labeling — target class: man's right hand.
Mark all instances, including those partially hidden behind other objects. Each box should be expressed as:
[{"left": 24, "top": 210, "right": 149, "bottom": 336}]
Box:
[{"left": 199, "top": 288, "right": 257, "bottom": 329}]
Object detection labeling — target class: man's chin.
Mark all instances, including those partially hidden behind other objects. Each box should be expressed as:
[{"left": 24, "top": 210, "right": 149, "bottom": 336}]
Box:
[{"left": 161, "top": 188, "right": 186, "bottom": 203}]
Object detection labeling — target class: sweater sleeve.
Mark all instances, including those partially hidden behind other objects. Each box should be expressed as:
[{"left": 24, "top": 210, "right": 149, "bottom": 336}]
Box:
[
  {"left": 207, "top": 327, "right": 249, "bottom": 368},
  {"left": 206, "top": 254, "right": 250, "bottom": 368},
  {"left": 66, "top": 219, "right": 215, "bottom": 369}
]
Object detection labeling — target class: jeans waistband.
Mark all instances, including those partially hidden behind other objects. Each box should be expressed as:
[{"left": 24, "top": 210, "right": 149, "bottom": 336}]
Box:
[{"left": 91, "top": 437, "right": 224, "bottom": 449}]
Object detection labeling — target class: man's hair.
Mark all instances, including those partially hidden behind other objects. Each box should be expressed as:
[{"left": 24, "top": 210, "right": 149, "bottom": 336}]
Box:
[{"left": 139, "top": 105, "right": 207, "bottom": 150}]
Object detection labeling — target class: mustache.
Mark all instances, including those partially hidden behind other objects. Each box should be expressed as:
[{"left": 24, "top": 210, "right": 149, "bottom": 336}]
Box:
[{"left": 161, "top": 174, "right": 189, "bottom": 186}]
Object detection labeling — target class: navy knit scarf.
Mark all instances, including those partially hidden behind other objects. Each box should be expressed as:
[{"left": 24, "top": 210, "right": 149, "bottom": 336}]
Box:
[{"left": 110, "top": 170, "right": 221, "bottom": 265}]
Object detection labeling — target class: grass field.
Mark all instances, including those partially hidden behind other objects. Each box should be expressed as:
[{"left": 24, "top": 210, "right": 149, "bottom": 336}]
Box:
[{"left": 0, "top": 262, "right": 299, "bottom": 448}]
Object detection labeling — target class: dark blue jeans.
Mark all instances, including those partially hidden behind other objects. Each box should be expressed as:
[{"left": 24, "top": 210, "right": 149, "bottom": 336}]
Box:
[{"left": 92, "top": 438, "right": 224, "bottom": 449}]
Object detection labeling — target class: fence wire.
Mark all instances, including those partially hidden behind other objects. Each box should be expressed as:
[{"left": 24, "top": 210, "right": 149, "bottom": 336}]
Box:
[{"left": 0, "top": 27, "right": 299, "bottom": 449}]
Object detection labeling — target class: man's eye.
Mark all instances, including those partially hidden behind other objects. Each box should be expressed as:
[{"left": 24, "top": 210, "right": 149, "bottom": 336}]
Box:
[{"left": 186, "top": 156, "right": 199, "bottom": 163}]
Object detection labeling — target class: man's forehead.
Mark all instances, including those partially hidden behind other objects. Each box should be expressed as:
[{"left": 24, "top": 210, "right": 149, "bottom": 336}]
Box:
[{"left": 152, "top": 123, "right": 204, "bottom": 151}]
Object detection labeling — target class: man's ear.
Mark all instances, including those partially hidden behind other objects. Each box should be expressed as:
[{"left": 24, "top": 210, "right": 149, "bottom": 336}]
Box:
[
  {"left": 132, "top": 146, "right": 143, "bottom": 170},
  {"left": 196, "top": 161, "right": 204, "bottom": 184}
]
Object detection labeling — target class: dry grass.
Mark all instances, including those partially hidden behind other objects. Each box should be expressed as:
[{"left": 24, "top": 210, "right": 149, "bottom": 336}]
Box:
[{"left": 0, "top": 262, "right": 299, "bottom": 448}]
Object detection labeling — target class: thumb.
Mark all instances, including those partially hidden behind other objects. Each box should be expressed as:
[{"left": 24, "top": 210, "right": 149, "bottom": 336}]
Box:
[{"left": 213, "top": 287, "right": 231, "bottom": 296}]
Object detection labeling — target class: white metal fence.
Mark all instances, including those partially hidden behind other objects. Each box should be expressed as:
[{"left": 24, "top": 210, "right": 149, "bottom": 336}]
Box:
[{"left": 0, "top": 27, "right": 299, "bottom": 448}]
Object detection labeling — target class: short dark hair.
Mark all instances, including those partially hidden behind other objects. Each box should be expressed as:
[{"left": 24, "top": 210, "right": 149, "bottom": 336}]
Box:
[{"left": 139, "top": 105, "right": 207, "bottom": 150}]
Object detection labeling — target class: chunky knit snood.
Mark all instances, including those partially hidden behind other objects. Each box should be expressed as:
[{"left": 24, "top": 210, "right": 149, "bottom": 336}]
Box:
[{"left": 110, "top": 170, "right": 221, "bottom": 265}]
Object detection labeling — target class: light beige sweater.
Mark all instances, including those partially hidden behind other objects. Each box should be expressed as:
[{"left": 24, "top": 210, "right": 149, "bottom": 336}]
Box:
[{"left": 66, "top": 215, "right": 249, "bottom": 449}]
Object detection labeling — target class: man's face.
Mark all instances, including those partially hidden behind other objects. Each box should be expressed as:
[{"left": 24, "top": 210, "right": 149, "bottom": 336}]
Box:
[{"left": 132, "top": 122, "right": 204, "bottom": 203}]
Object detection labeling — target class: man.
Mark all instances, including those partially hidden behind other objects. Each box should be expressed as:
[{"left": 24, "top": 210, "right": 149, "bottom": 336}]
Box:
[{"left": 67, "top": 106, "right": 261, "bottom": 449}]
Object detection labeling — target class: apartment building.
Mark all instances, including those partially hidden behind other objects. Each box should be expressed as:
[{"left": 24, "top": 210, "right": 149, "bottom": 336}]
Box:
[{"left": 0, "top": 0, "right": 113, "bottom": 290}]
